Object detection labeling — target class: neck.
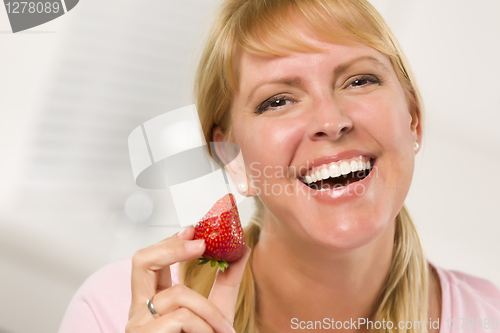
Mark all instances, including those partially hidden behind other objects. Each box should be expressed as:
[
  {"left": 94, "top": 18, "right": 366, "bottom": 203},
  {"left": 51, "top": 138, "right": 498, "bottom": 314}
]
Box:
[{"left": 251, "top": 212, "right": 395, "bottom": 332}]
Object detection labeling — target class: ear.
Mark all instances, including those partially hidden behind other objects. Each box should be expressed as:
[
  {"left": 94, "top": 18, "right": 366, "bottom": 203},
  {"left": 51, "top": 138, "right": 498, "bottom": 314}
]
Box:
[
  {"left": 409, "top": 97, "right": 423, "bottom": 154},
  {"left": 212, "top": 126, "right": 256, "bottom": 197}
]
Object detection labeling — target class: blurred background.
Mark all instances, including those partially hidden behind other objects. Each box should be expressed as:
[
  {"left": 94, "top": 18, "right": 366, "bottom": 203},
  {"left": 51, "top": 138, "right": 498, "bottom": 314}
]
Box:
[{"left": 0, "top": 0, "right": 499, "bottom": 332}]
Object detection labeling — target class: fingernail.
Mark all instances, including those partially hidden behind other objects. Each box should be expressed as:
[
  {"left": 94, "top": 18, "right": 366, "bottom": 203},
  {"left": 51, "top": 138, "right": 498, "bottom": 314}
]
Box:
[
  {"left": 185, "top": 239, "right": 204, "bottom": 251},
  {"left": 177, "top": 227, "right": 188, "bottom": 237},
  {"left": 223, "top": 319, "right": 236, "bottom": 333}
]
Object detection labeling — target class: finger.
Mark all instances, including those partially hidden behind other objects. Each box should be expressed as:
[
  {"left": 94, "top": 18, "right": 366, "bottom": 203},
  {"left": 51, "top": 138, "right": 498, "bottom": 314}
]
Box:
[
  {"left": 156, "top": 308, "right": 215, "bottom": 333},
  {"left": 157, "top": 227, "right": 196, "bottom": 291},
  {"left": 160, "top": 308, "right": 214, "bottom": 333},
  {"left": 130, "top": 227, "right": 205, "bottom": 310},
  {"left": 151, "top": 284, "right": 229, "bottom": 333},
  {"left": 128, "top": 308, "right": 215, "bottom": 333},
  {"left": 208, "top": 246, "right": 251, "bottom": 323}
]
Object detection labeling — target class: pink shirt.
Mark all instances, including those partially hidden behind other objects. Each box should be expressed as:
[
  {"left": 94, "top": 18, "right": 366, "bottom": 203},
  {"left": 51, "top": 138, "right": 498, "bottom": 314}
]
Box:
[{"left": 59, "top": 258, "right": 500, "bottom": 332}]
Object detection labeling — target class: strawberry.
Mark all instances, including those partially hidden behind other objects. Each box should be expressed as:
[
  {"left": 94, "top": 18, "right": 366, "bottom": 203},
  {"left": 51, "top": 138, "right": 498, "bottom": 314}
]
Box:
[{"left": 193, "top": 193, "right": 245, "bottom": 271}]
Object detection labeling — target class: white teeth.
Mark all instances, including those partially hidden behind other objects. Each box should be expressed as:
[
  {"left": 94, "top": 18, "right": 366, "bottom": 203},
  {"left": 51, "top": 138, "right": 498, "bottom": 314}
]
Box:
[
  {"left": 340, "top": 161, "right": 351, "bottom": 175},
  {"left": 301, "top": 156, "right": 374, "bottom": 185},
  {"left": 311, "top": 173, "right": 317, "bottom": 182},
  {"left": 329, "top": 164, "right": 340, "bottom": 178},
  {"left": 350, "top": 160, "right": 358, "bottom": 172}
]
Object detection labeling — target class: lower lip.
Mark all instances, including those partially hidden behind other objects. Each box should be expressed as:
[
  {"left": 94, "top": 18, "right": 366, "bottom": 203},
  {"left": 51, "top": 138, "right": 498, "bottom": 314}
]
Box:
[{"left": 298, "top": 159, "right": 377, "bottom": 203}]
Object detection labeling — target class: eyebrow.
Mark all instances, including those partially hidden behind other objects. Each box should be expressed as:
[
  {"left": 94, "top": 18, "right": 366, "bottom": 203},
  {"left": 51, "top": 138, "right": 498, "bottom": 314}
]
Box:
[
  {"left": 245, "top": 55, "right": 390, "bottom": 105},
  {"left": 246, "top": 77, "right": 302, "bottom": 105},
  {"left": 333, "top": 55, "right": 390, "bottom": 77}
]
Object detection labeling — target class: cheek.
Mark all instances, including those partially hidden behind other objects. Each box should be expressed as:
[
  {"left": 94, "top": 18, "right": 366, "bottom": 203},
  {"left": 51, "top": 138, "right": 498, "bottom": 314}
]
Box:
[
  {"left": 352, "top": 91, "right": 414, "bottom": 153},
  {"left": 235, "top": 115, "right": 306, "bottom": 179},
  {"left": 349, "top": 92, "right": 415, "bottom": 199}
]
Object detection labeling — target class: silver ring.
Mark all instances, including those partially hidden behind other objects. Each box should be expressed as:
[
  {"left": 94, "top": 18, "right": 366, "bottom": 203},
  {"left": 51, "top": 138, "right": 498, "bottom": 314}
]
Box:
[{"left": 147, "top": 297, "right": 159, "bottom": 316}]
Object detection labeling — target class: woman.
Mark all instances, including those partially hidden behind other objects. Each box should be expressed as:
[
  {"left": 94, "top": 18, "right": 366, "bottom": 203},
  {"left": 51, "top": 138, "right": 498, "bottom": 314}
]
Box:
[{"left": 60, "top": 0, "right": 500, "bottom": 332}]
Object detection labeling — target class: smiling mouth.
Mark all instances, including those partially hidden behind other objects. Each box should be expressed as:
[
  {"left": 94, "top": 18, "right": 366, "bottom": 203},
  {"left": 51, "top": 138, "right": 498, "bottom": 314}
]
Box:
[{"left": 300, "top": 157, "right": 375, "bottom": 191}]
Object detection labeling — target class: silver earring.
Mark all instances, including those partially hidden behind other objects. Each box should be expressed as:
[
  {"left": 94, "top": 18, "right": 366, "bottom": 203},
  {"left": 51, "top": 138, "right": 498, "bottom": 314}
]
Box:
[
  {"left": 238, "top": 182, "right": 248, "bottom": 194},
  {"left": 414, "top": 142, "right": 419, "bottom": 151}
]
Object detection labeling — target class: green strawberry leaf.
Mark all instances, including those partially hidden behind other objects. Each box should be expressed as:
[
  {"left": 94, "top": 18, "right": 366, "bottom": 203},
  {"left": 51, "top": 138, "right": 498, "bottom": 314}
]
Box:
[
  {"left": 197, "top": 258, "right": 210, "bottom": 266},
  {"left": 210, "top": 259, "right": 217, "bottom": 270},
  {"left": 218, "top": 260, "right": 229, "bottom": 272}
]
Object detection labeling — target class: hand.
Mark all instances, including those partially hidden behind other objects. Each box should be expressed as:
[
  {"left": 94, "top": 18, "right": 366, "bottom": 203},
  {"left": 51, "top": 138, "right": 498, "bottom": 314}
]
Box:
[{"left": 126, "top": 226, "right": 251, "bottom": 333}]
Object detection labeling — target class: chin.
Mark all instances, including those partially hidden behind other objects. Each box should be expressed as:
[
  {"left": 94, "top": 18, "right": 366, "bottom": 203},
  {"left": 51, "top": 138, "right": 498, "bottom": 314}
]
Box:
[{"left": 300, "top": 205, "right": 397, "bottom": 251}]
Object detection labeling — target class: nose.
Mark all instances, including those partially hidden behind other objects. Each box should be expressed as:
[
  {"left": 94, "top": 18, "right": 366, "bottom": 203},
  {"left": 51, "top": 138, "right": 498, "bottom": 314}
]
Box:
[{"left": 307, "top": 98, "right": 353, "bottom": 141}]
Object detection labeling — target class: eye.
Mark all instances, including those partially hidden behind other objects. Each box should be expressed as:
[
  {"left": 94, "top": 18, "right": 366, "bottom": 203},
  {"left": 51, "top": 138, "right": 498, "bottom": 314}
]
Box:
[
  {"left": 346, "top": 75, "right": 381, "bottom": 89},
  {"left": 255, "top": 95, "right": 294, "bottom": 114}
]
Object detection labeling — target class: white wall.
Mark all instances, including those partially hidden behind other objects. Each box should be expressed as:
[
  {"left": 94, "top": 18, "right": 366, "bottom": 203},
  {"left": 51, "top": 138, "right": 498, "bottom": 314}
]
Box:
[{"left": 0, "top": 1, "right": 498, "bottom": 332}]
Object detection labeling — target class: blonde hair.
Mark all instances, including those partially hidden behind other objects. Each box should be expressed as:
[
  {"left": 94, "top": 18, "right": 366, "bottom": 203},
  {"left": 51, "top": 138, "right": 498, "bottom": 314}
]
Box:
[{"left": 180, "top": 1, "right": 428, "bottom": 332}]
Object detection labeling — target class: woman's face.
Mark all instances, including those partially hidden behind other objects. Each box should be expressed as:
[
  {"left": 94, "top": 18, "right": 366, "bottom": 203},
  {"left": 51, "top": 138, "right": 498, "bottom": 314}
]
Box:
[{"left": 228, "top": 34, "right": 421, "bottom": 250}]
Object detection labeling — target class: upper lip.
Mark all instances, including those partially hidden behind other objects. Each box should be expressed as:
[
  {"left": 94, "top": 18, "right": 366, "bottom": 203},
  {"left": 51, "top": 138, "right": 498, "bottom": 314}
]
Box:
[{"left": 295, "top": 150, "right": 376, "bottom": 178}]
